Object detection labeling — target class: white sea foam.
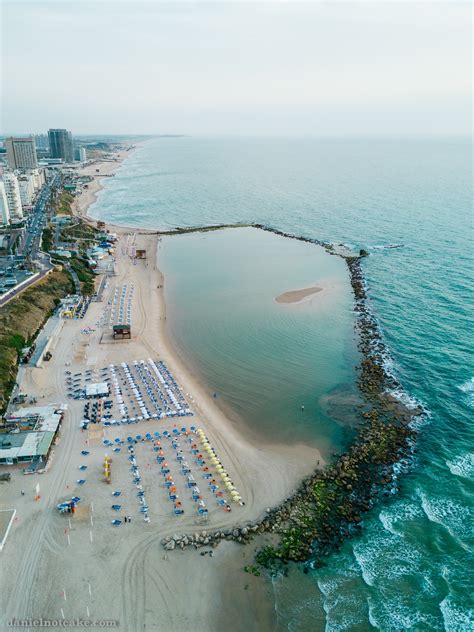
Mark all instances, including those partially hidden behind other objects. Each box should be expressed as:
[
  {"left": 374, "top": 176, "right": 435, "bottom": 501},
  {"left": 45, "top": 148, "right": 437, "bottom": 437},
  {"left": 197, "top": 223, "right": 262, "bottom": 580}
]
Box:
[
  {"left": 389, "top": 387, "right": 421, "bottom": 410},
  {"left": 316, "top": 578, "right": 343, "bottom": 598},
  {"left": 459, "top": 377, "right": 474, "bottom": 393},
  {"left": 440, "top": 596, "right": 474, "bottom": 631},
  {"left": 378, "top": 499, "right": 424, "bottom": 536},
  {"left": 368, "top": 595, "right": 442, "bottom": 631},
  {"left": 418, "top": 489, "right": 474, "bottom": 544},
  {"left": 352, "top": 530, "right": 423, "bottom": 588},
  {"left": 446, "top": 452, "right": 474, "bottom": 480},
  {"left": 458, "top": 377, "right": 474, "bottom": 407}
]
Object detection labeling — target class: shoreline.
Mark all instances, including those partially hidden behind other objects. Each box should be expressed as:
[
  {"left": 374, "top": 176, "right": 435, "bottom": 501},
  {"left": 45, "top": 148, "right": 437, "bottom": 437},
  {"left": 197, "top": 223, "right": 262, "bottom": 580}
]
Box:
[{"left": 30, "top": 147, "right": 425, "bottom": 613}]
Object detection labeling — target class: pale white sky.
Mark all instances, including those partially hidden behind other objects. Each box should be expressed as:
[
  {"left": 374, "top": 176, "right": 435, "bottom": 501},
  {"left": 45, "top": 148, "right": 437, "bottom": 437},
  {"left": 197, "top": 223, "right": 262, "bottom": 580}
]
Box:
[{"left": 1, "top": 1, "right": 472, "bottom": 135}]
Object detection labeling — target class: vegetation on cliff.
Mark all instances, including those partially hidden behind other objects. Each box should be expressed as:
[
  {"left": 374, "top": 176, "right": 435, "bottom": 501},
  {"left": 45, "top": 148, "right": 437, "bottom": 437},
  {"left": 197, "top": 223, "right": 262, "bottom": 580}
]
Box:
[{"left": 0, "top": 269, "right": 74, "bottom": 414}]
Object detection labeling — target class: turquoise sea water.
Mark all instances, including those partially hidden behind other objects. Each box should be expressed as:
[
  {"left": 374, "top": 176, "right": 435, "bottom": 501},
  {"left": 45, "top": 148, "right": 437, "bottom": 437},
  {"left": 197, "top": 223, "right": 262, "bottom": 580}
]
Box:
[{"left": 91, "top": 138, "right": 473, "bottom": 630}]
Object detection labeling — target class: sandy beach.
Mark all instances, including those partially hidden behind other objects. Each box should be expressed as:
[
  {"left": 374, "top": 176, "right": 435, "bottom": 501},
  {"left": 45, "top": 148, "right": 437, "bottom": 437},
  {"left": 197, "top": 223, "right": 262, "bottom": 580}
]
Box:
[
  {"left": 0, "top": 153, "right": 325, "bottom": 631},
  {"left": 71, "top": 149, "right": 136, "bottom": 226}
]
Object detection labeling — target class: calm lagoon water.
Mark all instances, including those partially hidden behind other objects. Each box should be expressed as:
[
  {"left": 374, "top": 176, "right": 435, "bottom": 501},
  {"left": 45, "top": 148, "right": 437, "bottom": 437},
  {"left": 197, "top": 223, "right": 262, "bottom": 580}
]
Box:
[
  {"left": 91, "top": 137, "right": 473, "bottom": 630},
  {"left": 159, "top": 226, "right": 359, "bottom": 458}
]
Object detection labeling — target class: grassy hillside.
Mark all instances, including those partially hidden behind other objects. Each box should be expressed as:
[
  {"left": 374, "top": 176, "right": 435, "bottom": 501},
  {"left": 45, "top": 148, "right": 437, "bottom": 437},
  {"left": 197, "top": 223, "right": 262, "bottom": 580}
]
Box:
[{"left": 0, "top": 269, "right": 74, "bottom": 414}]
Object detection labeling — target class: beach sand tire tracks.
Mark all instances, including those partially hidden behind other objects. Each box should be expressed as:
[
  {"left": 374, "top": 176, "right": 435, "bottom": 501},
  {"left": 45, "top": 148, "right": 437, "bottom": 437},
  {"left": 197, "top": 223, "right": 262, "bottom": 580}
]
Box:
[{"left": 121, "top": 531, "right": 175, "bottom": 631}]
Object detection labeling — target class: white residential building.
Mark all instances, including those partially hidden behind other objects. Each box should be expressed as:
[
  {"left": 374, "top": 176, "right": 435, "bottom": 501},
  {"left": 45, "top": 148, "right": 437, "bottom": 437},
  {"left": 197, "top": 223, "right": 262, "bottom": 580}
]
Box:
[
  {"left": 2, "top": 173, "right": 23, "bottom": 220},
  {"left": 74, "top": 147, "right": 87, "bottom": 162},
  {"left": 30, "top": 168, "right": 46, "bottom": 190},
  {"left": 18, "top": 173, "right": 36, "bottom": 208},
  {"left": 0, "top": 182, "right": 10, "bottom": 225}
]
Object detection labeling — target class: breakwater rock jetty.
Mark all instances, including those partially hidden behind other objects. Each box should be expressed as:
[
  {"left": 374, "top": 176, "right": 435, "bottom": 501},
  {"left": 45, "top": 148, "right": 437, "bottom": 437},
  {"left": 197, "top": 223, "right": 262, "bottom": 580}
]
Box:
[{"left": 160, "top": 224, "right": 423, "bottom": 571}]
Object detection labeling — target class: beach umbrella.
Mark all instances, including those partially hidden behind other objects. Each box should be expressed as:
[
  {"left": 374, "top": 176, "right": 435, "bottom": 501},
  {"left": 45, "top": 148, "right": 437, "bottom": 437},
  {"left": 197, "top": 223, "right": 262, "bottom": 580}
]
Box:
[
  {"left": 230, "top": 490, "right": 239, "bottom": 497},
  {"left": 225, "top": 482, "right": 234, "bottom": 490}
]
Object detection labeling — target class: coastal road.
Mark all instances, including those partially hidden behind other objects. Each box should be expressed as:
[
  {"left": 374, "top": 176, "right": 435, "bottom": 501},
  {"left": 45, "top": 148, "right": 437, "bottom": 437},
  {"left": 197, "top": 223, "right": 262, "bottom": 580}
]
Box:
[
  {"left": 1, "top": 175, "right": 58, "bottom": 309},
  {"left": 0, "top": 261, "right": 54, "bottom": 308}
]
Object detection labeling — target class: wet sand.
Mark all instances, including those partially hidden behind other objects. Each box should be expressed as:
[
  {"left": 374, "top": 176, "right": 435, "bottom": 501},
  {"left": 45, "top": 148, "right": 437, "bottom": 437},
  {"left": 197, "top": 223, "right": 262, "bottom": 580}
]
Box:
[{"left": 275, "top": 285, "right": 323, "bottom": 304}]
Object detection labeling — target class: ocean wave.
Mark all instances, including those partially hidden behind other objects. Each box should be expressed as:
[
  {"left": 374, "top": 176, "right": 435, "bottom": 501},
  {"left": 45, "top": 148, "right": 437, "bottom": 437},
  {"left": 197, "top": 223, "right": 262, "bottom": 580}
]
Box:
[
  {"left": 418, "top": 489, "right": 474, "bottom": 544},
  {"left": 378, "top": 500, "right": 424, "bottom": 536},
  {"left": 352, "top": 531, "right": 423, "bottom": 587},
  {"left": 440, "top": 595, "right": 474, "bottom": 631},
  {"left": 368, "top": 595, "right": 442, "bottom": 631},
  {"left": 446, "top": 452, "right": 474, "bottom": 480}
]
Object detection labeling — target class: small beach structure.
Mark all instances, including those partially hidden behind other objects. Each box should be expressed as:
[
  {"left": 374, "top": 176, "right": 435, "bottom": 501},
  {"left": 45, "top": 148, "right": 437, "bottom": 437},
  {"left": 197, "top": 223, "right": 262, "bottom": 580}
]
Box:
[
  {"left": 85, "top": 382, "right": 110, "bottom": 398},
  {"left": 113, "top": 324, "right": 131, "bottom": 340}
]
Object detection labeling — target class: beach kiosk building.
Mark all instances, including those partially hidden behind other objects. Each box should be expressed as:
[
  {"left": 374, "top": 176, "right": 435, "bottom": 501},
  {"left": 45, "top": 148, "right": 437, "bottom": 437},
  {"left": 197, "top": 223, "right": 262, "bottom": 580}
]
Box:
[{"left": 113, "top": 324, "right": 131, "bottom": 340}]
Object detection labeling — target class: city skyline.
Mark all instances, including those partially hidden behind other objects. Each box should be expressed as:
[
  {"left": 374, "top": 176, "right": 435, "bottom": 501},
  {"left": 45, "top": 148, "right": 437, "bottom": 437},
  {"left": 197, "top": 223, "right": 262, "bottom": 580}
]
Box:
[{"left": 1, "top": 1, "right": 472, "bottom": 137}]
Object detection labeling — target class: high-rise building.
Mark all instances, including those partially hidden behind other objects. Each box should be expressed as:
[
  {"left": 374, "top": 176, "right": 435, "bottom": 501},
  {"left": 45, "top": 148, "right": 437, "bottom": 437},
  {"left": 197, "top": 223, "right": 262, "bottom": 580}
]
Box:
[
  {"left": 5, "top": 137, "right": 38, "bottom": 169},
  {"left": 0, "top": 182, "right": 10, "bottom": 226},
  {"left": 34, "top": 134, "right": 49, "bottom": 150},
  {"left": 48, "top": 129, "right": 74, "bottom": 163},
  {"left": 74, "top": 146, "right": 87, "bottom": 162},
  {"left": 2, "top": 173, "right": 23, "bottom": 220}
]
